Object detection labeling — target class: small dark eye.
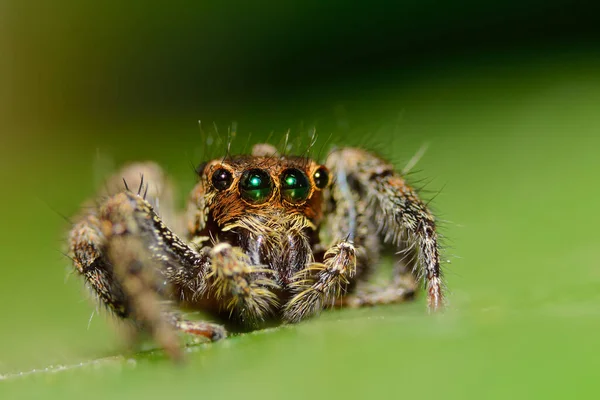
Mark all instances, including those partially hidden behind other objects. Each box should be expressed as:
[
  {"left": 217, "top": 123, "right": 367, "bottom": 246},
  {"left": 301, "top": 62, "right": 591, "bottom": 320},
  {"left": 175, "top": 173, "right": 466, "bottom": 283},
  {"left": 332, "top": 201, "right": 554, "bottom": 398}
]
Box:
[
  {"left": 313, "top": 166, "right": 329, "bottom": 189},
  {"left": 281, "top": 168, "right": 310, "bottom": 203},
  {"left": 211, "top": 168, "right": 233, "bottom": 191},
  {"left": 239, "top": 169, "right": 273, "bottom": 203}
]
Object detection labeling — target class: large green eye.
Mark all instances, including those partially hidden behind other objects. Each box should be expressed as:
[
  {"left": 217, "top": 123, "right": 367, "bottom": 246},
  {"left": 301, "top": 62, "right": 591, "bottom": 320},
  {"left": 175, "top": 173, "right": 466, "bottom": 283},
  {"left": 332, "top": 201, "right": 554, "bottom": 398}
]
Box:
[
  {"left": 281, "top": 168, "right": 310, "bottom": 203},
  {"left": 239, "top": 169, "right": 273, "bottom": 203}
]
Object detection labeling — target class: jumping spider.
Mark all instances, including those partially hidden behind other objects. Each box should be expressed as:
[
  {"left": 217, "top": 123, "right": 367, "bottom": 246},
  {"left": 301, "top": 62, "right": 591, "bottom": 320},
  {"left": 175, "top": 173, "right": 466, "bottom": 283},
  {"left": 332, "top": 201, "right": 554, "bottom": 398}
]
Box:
[{"left": 69, "top": 142, "right": 444, "bottom": 359}]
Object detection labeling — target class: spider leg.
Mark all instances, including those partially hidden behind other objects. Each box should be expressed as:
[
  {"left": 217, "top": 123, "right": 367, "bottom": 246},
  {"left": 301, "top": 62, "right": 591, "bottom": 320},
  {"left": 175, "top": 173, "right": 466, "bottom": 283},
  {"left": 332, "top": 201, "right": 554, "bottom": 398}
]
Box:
[
  {"left": 337, "top": 277, "right": 417, "bottom": 308},
  {"left": 69, "top": 173, "right": 226, "bottom": 359},
  {"left": 326, "top": 148, "right": 444, "bottom": 311},
  {"left": 167, "top": 312, "right": 226, "bottom": 341},
  {"left": 200, "top": 242, "right": 280, "bottom": 325},
  {"left": 341, "top": 236, "right": 422, "bottom": 308},
  {"left": 283, "top": 241, "right": 357, "bottom": 323},
  {"left": 325, "top": 150, "right": 418, "bottom": 308}
]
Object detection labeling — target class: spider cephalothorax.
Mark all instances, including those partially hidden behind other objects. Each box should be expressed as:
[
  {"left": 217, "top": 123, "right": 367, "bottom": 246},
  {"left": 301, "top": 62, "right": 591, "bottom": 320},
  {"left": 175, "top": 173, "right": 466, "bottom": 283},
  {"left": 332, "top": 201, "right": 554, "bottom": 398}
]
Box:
[
  {"left": 69, "top": 142, "right": 444, "bottom": 360},
  {"left": 193, "top": 155, "right": 327, "bottom": 284}
]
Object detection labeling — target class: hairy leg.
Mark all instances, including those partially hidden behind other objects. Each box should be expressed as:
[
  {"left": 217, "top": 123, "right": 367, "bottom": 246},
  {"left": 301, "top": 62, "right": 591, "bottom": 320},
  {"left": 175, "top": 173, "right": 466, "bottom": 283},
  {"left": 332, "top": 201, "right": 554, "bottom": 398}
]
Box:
[
  {"left": 338, "top": 276, "right": 417, "bottom": 308},
  {"left": 339, "top": 237, "right": 419, "bottom": 309},
  {"left": 283, "top": 241, "right": 358, "bottom": 323},
  {"left": 326, "top": 148, "right": 444, "bottom": 311},
  {"left": 69, "top": 166, "right": 226, "bottom": 359},
  {"left": 201, "top": 242, "right": 279, "bottom": 324}
]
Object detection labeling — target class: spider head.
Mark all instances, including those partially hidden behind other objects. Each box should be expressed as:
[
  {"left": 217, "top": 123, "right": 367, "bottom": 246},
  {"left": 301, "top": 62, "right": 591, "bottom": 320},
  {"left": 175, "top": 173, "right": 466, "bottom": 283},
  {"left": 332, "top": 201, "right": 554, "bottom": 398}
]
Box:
[{"left": 198, "top": 151, "right": 331, "bottom": 228}]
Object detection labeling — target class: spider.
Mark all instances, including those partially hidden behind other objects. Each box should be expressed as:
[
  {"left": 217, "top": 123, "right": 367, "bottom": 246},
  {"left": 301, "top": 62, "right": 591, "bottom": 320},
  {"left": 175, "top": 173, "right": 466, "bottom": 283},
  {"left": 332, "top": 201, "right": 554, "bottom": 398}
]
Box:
[{"left": 68, "top": 142, "right": 444, "bottom": 360}]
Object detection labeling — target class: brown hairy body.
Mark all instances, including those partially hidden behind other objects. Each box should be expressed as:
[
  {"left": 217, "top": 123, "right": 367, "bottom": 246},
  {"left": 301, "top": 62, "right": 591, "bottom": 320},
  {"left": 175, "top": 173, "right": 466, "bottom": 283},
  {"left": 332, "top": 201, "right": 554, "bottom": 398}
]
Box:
[{"left": 68, "top": 142, "right": 444, "bottom": 360}]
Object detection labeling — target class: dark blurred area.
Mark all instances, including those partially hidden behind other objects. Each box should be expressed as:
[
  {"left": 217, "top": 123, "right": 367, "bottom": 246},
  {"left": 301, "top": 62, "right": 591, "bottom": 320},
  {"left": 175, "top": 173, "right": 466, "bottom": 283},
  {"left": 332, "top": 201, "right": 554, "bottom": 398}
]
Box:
[{"left": 2, "top": 0, "right": 599, "bottom": 129}]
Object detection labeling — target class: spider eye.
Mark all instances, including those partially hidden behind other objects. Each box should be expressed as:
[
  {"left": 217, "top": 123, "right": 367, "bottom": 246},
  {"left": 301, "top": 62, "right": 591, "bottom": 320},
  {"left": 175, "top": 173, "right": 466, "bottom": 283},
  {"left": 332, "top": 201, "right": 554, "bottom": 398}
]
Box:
[
  {"left": 313, "top": 166, "right": 329, "bottom": 189},
  {"left": 281, "top": 168, "right": 310, "bottom": 203},
  {"left": 239, "top": 169, "right": 273, "bottom": 203},
  {"left": 211, "top": 168, "right": 233, "bottom": 191}
]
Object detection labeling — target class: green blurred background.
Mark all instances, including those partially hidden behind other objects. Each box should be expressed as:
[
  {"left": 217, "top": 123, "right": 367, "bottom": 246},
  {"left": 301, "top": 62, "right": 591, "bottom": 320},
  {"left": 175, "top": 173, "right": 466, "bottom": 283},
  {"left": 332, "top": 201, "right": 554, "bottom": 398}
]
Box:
[{"left": 2, "top": 1, "right": 600, "bottom": 398}]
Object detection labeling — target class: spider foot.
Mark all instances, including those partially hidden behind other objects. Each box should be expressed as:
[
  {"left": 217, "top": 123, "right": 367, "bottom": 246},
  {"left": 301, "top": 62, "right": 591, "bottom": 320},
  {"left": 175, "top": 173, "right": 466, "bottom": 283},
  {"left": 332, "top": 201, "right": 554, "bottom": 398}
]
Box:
[{"left": 167, "top": 313, "right": 227, "bottom": 342}]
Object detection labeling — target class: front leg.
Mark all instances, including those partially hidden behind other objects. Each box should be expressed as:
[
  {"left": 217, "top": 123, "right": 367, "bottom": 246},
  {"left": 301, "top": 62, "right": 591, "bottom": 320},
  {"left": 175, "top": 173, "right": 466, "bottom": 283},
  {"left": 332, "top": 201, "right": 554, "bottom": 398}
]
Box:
[
  {"left": 283, "top": 242, "right": 357, "bottom": 323},
  {"left": 327, "top": 148, "right": 445, "bottom": 311},
  {"left": 199, "top": 243, "right": 280, "bottom": 324},
  {"left": 69, "top": 186, "right": 225, "bottom": 360}
]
